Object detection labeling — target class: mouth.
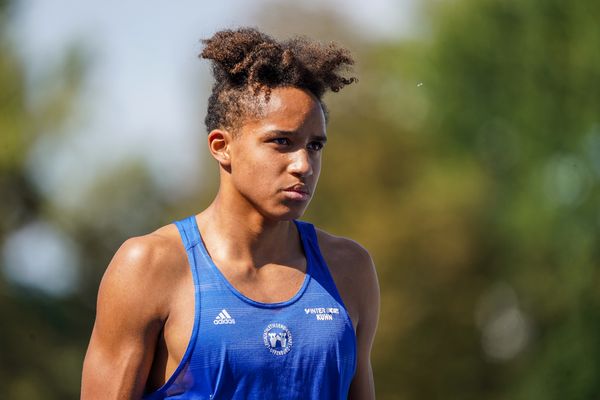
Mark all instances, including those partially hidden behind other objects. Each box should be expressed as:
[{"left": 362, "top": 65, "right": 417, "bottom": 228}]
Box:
[
  {"left": 284, "top": 184, "right": 310, "bottom": 194},
  {"left": 282, "top": 184, "right": 311, "bottom": 201}
]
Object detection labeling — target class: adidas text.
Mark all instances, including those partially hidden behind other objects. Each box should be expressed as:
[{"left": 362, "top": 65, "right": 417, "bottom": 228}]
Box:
[{"left": 213, "top": 309, "right": 236, "bottom": 325}]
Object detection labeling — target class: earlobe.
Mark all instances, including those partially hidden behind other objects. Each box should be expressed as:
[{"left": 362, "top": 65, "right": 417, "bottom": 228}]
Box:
[{"left": 207, "top": 129, "right": 232, "bottom": 167}]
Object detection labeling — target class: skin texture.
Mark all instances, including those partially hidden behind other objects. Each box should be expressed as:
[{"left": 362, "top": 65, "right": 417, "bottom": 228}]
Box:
[{"left": 81, "top": 87, "right": 380, "bottom": 399}]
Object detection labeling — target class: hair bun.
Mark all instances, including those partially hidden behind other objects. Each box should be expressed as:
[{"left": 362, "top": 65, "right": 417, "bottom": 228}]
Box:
[
  {"left": 199, "top": 27, "right": 356, "bottom": 132},
  {"left": 200, "top": 28, "right": 283, "bottom": 87}
]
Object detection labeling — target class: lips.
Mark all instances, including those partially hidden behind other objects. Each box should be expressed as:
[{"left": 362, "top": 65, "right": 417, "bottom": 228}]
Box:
[
  {"left": 283, "top": 184, "right": 310, "bottom": 195},
  {"left": 282, "top": 184, "right": 311, "bottom": 201}
]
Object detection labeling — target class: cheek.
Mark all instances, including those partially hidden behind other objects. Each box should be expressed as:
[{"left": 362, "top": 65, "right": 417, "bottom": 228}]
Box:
[
  {"left": 231, "top": 148, "right": 285, "bottom": 191},
  {"left": 315, "top": 156, "right": 322, "bottom": 174},
  {"left": 311, "top": 156, "right": 322, "bottom": 181}
]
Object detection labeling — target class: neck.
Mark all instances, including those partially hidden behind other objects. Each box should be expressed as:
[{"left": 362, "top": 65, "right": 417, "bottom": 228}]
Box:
[{"left": 196, "top": 185, "right": 298, "bottom": 268}]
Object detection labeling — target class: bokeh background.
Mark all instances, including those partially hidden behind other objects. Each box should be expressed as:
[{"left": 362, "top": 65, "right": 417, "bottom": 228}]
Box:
[{"left": 2, "top": 0, "right": 600, "bottom": 398}]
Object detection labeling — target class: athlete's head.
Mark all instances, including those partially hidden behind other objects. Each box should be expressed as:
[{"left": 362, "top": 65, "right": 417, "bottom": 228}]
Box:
[{"left": 200, "top": 27, "right": 356, "bottom": 220}]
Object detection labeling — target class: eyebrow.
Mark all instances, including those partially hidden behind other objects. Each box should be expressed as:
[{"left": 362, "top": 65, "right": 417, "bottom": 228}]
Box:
[{"left": 267, "top": 129, "right": 328, "bottom": 142}]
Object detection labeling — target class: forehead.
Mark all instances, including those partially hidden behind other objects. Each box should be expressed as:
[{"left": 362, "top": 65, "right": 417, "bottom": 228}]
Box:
[{"left": 242, "top": 87, "right": 326, "bottom": 135}]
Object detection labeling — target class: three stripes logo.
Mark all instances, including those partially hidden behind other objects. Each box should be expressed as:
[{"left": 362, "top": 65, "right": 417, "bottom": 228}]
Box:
[{"left": 213, "top": 309, "right": 236, "bottom": 325}]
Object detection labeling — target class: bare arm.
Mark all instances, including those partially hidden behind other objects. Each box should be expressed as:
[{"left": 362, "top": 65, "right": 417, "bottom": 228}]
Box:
[
  {"left": 347, "top": 247, "right": 380, "bottom": 400},
  {"left": 81, "top": 236, "right": 171, "bottom": 399},
  {"left": 317, "top": 230, "right": 380, "bottom": 400}
]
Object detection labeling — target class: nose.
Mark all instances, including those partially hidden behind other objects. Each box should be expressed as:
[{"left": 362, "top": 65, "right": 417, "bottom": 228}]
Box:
[{"left": 288, "top": 149, "right": 313, "bottom": 177}]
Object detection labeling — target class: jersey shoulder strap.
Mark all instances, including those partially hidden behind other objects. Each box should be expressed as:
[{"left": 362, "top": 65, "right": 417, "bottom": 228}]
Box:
[
  {"left": 294, "top": 220, "right": 348, "bottom": 308},
  {"left": 173, "top": 215, "right": 201, "bottom": 250}
]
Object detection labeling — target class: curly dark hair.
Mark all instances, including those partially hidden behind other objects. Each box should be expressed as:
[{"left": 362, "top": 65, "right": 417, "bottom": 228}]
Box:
[{"left": 199, "top": 27, "right": 357, "bottom": 133}]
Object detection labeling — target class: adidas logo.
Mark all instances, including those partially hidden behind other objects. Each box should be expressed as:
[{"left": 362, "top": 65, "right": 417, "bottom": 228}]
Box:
[{"left": 213, "top": 309, "right": 236, "bottom": 325}]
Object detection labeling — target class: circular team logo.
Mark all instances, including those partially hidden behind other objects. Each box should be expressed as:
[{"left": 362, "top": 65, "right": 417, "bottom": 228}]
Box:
[{"left": 263, "top": 323, "right": 293, "bottom": 356}]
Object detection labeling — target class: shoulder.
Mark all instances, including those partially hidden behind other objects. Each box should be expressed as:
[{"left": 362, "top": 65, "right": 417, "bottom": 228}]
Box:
[
  {"left": 98, "top": 222, "right": 188, "bottom": 320},
  {"left": 314, "top": 227, "right": 375, "bottom": 279},
  {"left": 117, "top": 223, "right": 185, "bottom": 270}
]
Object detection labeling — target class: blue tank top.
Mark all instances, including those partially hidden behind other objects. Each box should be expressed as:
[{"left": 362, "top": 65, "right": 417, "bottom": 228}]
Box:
[{"left": 143, "top": 216, "right": 357, "bottom": 399}]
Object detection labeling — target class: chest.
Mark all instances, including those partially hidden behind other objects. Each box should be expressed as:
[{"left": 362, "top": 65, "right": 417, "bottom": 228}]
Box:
[
  {"left": 163, "top": 260, "right": 359, "bottom": 366},
  {"left": 166, "top": 270, "right": 354, "bottom": 358},
  {"left": 150, "top": 285, "right": 356, "bottom": 399},
  {"left": 190, "top": 280, "right": 357, "bottom": 396},
  {"left": 198, "top": 296, "right": 353, "bottom": 359}
]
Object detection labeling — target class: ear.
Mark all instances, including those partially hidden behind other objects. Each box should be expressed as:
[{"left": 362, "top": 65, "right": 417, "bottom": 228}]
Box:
[{"left": 207, "top": 129, "right": 233, "bottom": 167}]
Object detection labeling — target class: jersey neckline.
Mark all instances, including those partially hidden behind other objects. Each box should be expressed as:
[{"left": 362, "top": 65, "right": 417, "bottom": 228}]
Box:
[{"left": 191, "top": 216, "right": 313, "bottom": 309}]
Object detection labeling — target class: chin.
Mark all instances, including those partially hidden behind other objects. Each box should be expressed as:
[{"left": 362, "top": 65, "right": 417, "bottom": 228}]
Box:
[{"left": 263, "top": 203, "right": 309, "bottom": 221}]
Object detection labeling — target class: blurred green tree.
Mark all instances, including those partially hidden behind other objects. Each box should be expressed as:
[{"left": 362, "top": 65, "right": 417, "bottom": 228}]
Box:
[
  {"left": 424, "top": 1, "right": 600, "bottom": 399},
  {"left": 0, "top": 1, "right": 172, "bottom": 398},
  {"left": 0, "top": 0, "right": 100, "bottom": 397}
]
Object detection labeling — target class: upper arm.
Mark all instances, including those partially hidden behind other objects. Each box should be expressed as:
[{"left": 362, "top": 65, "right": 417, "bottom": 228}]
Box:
[
  {"left": 81, "top": 236, "right": 171, "bottom": 400},
  {"left": 316, "top": 230, "right": 380, "bottom": 399},
  {"left": 347, "top": 244, "right": 380, "bottom": 400},
  {"left": 321, "top": 239, "right": 379, "bottom": 400}
]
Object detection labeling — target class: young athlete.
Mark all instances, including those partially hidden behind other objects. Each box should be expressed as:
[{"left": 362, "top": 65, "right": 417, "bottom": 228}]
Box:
[{"left": 81, "top": 27, "right": 380, "bottom": 399}]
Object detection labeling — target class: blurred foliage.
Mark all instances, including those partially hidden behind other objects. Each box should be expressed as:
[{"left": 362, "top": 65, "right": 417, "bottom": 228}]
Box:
[
  {"left": 0, "top": 0, "right": 86, "bottom": 395},
  {"left": 0, "top": 1, "right": 168, "bottom": 398},
  {"left": 1, "top": 0, "right": 599, "bottom": 399},
  {"left": 305, "top": 0, "right": 600, "bottom": 398}
]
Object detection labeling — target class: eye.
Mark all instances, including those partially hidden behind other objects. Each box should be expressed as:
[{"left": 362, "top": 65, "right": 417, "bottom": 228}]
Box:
[
  {"left": 271, "top": 138, "right": 291, "bottom": 146},
  {"left": 307, "top": 141, "right": 324, "bottom": 151}
]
